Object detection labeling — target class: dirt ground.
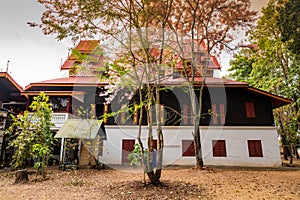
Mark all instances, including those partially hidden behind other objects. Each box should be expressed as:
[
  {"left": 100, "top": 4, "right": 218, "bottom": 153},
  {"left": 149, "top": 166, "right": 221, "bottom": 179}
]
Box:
[{"left": 0, "top": 160, "right": 300, "bottom": 200}]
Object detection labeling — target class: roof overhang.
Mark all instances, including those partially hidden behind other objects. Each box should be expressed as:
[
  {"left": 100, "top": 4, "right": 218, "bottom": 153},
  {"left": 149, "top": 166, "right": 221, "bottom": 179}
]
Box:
[
  {"left": 247, "top": 87, "right": 292, "bottom": 109},
  {"left": 0, "top": 72, "right": 24, "bottom": 92},
  {"left": 24, "top": 76, "right": 107, "bottom": 91},
  {"left": 55, "top": 119, "right": 106, "bottom": 140},
  {"left": 0, "top": 72, "right": 27, "bottom": 101},
  {"left": 21, "top": 91, "right": 87, "bottom": 98}
]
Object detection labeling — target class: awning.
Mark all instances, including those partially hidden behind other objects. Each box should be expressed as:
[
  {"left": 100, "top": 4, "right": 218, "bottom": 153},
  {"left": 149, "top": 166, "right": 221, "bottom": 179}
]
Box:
[{"left": 55, "top": 119, "right": 106, "bottom": 140}]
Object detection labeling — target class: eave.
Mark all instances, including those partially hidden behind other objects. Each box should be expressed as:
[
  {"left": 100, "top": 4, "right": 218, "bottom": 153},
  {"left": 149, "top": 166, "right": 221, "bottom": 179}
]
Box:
[
  {"left": 247, "top": 87, "right": 292, "bottom": 109},
  {"left": 25, "top": 76, "right": 108, "bottom": 91},
  {"left": 0, "top": 72, "right": 24, "bottom": 92},
  {"left": 21, "top": 91, "right": 87, "bottom": 98}
]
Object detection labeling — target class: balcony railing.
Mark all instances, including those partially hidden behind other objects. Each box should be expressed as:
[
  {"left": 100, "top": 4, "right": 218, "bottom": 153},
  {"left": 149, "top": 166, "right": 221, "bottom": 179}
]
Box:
[
  {"left": 52, "top": 113, "right": 68, "bottom": 128},
  {"left": 29, "top": 112, "right": 68, "bottom": 129}
]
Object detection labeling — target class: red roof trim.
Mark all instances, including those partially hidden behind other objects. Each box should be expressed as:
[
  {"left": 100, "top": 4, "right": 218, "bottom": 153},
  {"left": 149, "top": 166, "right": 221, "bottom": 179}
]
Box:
[
  {"left": 247, "top": 87, "right": 292, "bottom": 109},
  {"left": 21, "top": 91, "right": 87, "bottom": 97},
  {"left": 25, "top": 76, "right": 107, "bottom": 90},
  {"left": 60, "top": 40, "right": 100, "bottom": 70}
]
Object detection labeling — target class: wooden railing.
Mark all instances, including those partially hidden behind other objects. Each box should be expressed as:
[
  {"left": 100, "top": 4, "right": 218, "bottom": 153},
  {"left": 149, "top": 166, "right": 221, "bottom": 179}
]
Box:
[
  {"left": 29, "top": 112, "right": 68, "bottom": 129},
  {"left": 51, "top": 113, "right": 68, "bottom": 128}
]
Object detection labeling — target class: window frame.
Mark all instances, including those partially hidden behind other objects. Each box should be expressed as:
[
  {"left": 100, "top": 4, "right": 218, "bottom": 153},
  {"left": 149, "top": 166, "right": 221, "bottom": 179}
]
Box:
[
  {"left": 212, "top": 140, "right": 227, "bottom": 157},
  {"left": 245, "top": 102, "right": 256, "bottom": 118},
  {"left": 182, "top": 140, "right": 195, "bottom": 157},
  {"left": 247, "top": 140, "right": 263, "bottom": 157}
]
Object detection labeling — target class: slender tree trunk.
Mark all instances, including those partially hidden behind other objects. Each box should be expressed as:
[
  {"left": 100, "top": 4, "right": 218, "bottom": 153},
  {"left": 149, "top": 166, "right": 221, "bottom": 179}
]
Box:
[
  {"left": 194, "top": 127, "right": 203, "bottom": 167},
  {"left": 289, "top": 144, "right": 293, "bottom": 165}
]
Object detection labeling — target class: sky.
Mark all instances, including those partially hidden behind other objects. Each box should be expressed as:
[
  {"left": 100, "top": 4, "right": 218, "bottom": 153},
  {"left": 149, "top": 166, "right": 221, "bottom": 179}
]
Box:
[{"left": 0, "top": 0, "right": 268, "bottom": 88}]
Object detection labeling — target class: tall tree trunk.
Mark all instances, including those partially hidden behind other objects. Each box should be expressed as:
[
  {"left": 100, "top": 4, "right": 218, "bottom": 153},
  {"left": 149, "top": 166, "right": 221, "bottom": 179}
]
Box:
[{"left": 194, "top": 127, "right": 203, "bottom": 167}]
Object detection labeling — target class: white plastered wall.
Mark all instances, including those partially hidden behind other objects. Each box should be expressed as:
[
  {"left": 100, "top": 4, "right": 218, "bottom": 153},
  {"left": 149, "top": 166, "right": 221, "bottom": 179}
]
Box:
[{"left": 100, "top": 126, "right": 281, "bottom": 167}]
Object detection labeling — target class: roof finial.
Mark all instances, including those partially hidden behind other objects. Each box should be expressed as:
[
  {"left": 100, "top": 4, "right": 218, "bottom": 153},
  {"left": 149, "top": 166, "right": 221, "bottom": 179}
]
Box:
[{"left": 6, "top": 60, "right": 10, "bottom": 73}]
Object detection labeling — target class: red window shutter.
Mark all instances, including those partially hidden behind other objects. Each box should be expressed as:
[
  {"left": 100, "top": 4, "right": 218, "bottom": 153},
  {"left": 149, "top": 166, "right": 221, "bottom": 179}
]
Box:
[
  {"left": 248, "top": 140, "right": 263, "bottom": 157},
  {"left": 212, "top": 104, "right": 218, "bottom": 124},
  {"left": 256, "top": 141, "right": 263, "bottom": 157},
  {"left": 182, "top": 140, "right": 195, "bottom": 156},
  {"left": 248, "top": 140, "right": 256, "bottom": 157},
  {"left": 212, "top": 140, "right": 227, "bottom": 157},
  {"left": 122, "top": 139, "right": 135, "bottom": 162},
  {"left": 183, "top": 104, "right": 189, "bottom": 125},
  {"left": 219, "top": 104, "right": 225, "bottom": 125},
  {"left": 190, "top": 105, "right": 195, "bottom": 125},
  {"left": 245, "top": 102, "right": 256, "bottom": 118}
]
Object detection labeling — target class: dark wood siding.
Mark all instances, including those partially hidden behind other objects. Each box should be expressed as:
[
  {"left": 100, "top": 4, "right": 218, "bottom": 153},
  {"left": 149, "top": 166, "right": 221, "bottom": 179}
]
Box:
[
  {"left": 98, "top": 86, "right": 275, "bottom": 126},
  {"left": 225, "top": 88, "right": 274, "bottom": 126}
]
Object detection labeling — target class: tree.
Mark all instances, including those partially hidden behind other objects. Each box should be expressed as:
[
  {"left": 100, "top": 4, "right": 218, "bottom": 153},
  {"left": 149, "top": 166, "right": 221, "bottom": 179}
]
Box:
[
  {"left": 227, "top": 0, "right": 300, "bottom": 162},
  {"left": 6, "top": 92, "right": 54, "bottom": 178},
  {"left": 277, "top": 0, "right": 300, "bottom": 55},
  {"left": 167, "top": 0, "right": 256, "bottom": 167},
  {"left": 32, "top": 0, "right": 256, "bottom": 183}
]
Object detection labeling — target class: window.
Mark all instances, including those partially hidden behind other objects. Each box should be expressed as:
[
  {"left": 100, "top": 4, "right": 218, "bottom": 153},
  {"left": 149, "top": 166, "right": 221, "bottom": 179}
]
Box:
[
  {"left": 50, "top": 97, "right": 69, "bottom": 112},
  {"left": 248, "top": 140, "right": 263, "bottom": 157},
  {"left": 212, "top": 104, "right": 226, "bottom": 125},
  {"left": 219, "top": 104, "right": 225, "bottom": 124},
  {"left": 182, "top": 104, "right": 195, "bottom": 125},
  {"left": 245, "top": 102, "right": 256, "bottom": 118},
  {"left": 182, "top": 140, "right": 195, "bottom": 156},
  {"left": 183, "top": 104, "right": 189, "bottom": 125},
  {"left": 212, "top": 104, "right": 218, "bottom": 124},
  {"left": 212, "top": 140, "right": 227, "bottom": 157},
  {"left": 122, "top": 139, "right": 135, "bottom": 163}
]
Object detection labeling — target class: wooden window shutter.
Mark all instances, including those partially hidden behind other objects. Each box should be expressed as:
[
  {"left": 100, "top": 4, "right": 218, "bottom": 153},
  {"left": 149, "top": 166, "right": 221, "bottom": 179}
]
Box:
[
  {"left": 212, "top": 104, "right": 218, "bottom": 124},
  {"left": 212, "top": 140, "right": 227, "bottom": 157},
  {"left": 219, "top": 104, "right": 225, "bottom": 125},
  {"left": 245, "top": 102, "right": 256, "bottom": 118},
  {"left": 182, "top": 140, "right": 195, "bottom": 156},
  {"left": 183, "top": 104, "right": 189, "bottom": 125},
  {"left": 190, "top": 105, "right": 195, "bottom": 125},
  {"left": 248, "top": 140, "right": 263, "bottom": 157}
]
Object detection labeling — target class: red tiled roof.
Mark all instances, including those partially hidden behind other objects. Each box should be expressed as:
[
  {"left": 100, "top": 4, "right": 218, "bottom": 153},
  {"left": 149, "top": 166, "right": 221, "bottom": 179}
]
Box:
[
  {"left": 160, "top": 76, "right": 248, "bottom": 86},
  {"left": 25, "top": 76, "right": 106, "bottom": 90},
  {"left": 61, "top": 40, "right": 100, "bottom": 70},
  {"left": 176, "top": 40, "right": 221, "bottom": 70},
  {"left": 194, "top": 77, "right": 247, "bottom": 85},
  {"left": 74, "top": 40, "right": 99, "bottom": 52},
  {"left": 60, "top": 60, "right": 76, "bottom": 70}
]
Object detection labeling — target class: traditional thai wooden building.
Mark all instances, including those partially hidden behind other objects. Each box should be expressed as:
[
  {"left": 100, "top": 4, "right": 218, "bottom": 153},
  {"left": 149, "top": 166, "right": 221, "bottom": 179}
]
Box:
[
  {"left": 0, "top": 72, "right": 27, "bottom": 166},
  {"left": 6, "top": 40, "right": 293, "bottom": 167}
]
